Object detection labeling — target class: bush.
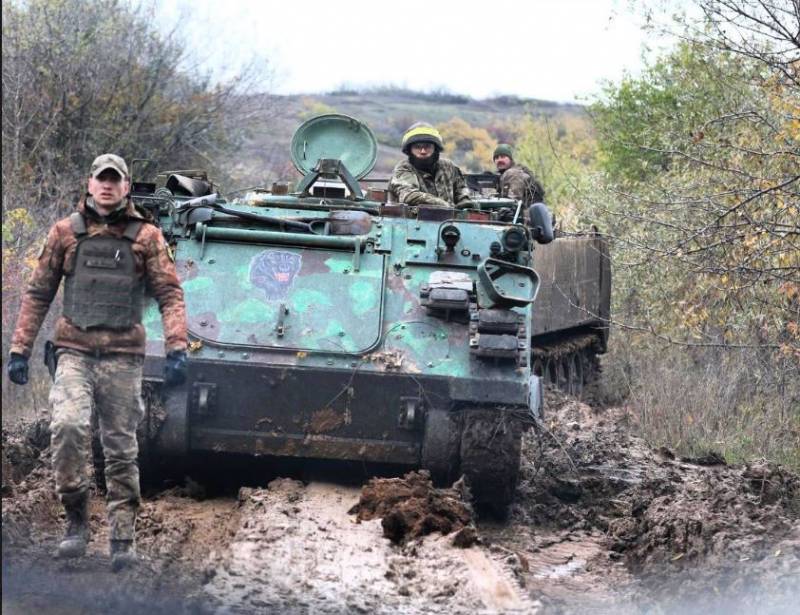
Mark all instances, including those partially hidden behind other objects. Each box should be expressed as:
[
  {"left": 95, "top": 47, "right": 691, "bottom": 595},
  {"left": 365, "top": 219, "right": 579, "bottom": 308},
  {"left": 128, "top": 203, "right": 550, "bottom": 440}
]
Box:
[{"left": 602, "top": 332, "right": 800, "bottom": 470}]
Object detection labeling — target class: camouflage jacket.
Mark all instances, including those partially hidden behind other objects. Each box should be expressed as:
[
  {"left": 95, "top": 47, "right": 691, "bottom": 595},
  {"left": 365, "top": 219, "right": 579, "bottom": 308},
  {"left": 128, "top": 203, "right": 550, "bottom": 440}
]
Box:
[
  {"left": 10, "top": 198, "right": 188, "bottom": 358},
  {"left": 499, "top": 163, "right": 545, "bottom": 206},
  {"left": 388, "top": 157, "right": 472, "bottom": 207}
]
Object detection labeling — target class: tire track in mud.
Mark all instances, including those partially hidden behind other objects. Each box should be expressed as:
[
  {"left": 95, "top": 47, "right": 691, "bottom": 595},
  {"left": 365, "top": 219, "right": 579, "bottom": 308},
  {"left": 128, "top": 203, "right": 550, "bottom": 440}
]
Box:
[
  {"left": 481, "top": 524, "right": 635, "bottom": 614},
  {"left": 4, "top": 395, "right": 799, "bottom": 615},
  {"left": 207, "top": 479, "right": 534, "bottom": 614}
]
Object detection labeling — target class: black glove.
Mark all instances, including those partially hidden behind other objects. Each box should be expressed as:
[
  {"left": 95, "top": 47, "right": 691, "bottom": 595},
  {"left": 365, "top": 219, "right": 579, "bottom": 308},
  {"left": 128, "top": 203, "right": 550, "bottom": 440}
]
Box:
[
  {"left": 8, "top": 353, "right": 29, "bottom": 385},
  {"left": 163, "top": 350, "right": 187, "bottom": 386}
]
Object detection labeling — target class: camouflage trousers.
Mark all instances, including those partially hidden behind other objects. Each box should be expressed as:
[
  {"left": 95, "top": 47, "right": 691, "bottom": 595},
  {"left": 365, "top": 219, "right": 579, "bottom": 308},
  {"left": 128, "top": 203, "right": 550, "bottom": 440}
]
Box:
[{"left": 49, "top": 349, "right": 145, "bottom": 540}]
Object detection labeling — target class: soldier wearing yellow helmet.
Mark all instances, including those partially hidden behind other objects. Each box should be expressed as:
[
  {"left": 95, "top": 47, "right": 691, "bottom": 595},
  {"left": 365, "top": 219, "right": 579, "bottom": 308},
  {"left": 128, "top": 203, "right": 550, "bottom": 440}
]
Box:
[{"left": 389, "top": 122, "right": 475, "bottom": 209}]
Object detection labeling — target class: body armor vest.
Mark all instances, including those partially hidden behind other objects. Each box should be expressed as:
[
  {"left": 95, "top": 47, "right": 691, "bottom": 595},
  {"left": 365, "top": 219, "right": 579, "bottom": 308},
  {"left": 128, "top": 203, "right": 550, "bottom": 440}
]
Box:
[{"left": 63, "top": 212, "right": 145, "bottom": 330}]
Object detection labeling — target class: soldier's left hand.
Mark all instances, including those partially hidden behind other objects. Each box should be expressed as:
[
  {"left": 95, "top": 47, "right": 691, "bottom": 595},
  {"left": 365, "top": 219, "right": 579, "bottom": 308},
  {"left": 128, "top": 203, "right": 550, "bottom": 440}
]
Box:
[
  {"left": 8, "top": 353, "right": 29, "bottom": 385},
  {"left": 163, "top": 350, "right": 187, "bottom": 386}
]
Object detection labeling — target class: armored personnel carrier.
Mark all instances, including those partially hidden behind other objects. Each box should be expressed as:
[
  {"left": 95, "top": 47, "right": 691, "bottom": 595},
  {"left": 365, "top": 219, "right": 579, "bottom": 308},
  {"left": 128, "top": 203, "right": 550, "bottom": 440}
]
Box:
[{"left": 132, "top": 114, "right": 610, "bottom": 514}]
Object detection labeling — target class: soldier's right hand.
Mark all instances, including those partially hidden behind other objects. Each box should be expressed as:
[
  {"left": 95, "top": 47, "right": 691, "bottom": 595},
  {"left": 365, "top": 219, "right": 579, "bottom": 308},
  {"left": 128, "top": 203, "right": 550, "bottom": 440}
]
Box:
[
  {"left": 163, "top": 350, "right": 187, "bottom": 387},
  {"left": 8, "top": 353, "right": 29, "bottom": 385}
]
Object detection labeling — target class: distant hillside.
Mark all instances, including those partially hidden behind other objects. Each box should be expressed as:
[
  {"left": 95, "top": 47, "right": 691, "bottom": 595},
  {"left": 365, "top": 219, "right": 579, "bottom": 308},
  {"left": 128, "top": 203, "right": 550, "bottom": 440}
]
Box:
[{"left": 223, "top": 88, "right": 584, "bottom": 192}]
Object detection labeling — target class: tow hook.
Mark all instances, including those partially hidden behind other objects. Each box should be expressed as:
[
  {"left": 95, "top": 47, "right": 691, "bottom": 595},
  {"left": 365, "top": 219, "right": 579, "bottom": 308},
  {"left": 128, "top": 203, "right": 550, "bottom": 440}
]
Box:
[
  {"left": 398, "top": 397, "right": 424, "bottom": 430},
  {"left": 192, "top": 382, "right": 217, "bottom": 415}
]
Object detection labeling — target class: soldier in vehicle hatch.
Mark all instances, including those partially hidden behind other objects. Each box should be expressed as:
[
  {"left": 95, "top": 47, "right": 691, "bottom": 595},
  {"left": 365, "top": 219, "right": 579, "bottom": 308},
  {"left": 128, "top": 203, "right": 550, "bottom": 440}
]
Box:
[
  {"left": 493, "top": 144, "right": 546, "bottom": 216},
  {"left": 7, "top": 154, "right": 189, "bottom": 572},
  {"left": 389, "top": 122, "right": 476, "bottom": 209}
]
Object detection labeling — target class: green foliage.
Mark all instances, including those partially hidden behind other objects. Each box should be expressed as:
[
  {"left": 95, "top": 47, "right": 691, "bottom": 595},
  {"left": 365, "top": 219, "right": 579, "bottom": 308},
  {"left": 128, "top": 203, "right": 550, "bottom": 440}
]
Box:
[
  {"left": 512, "top": 115, "right": 597, "bottom": 226},
  {"left": 580, "top": 14, "right": 799, "bottom": 466},
  {"left": 589, "top": 44, "right": 759, "bottom": 183},
  {"left": 586, "top": 41, "right": 799, "bottom": 354}
]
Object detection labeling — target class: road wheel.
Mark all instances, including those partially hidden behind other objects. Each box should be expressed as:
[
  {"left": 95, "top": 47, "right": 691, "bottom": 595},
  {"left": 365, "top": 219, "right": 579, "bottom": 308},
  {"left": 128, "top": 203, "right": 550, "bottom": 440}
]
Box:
[
  {"left": 532, "top": 356, "right": 544, "bottom": 378},
  {"left": 544, "top": 358, "right": 558, "bottom": 387},
  {"left": 566, "top": 352, "right": 584, "bottom": 398}
]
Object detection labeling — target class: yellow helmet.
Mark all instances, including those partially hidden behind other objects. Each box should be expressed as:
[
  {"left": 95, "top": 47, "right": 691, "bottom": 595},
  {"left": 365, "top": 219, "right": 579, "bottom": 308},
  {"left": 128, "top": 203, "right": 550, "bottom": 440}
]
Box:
[{"left": 401, "top": 122, "right": 444, "bottom": 154}]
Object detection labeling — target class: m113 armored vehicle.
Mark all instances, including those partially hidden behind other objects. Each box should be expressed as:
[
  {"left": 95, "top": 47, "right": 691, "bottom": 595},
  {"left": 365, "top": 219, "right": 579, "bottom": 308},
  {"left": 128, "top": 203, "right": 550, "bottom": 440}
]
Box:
[{"left": 132, "top": 114, "right": 610, "bottom": 514}]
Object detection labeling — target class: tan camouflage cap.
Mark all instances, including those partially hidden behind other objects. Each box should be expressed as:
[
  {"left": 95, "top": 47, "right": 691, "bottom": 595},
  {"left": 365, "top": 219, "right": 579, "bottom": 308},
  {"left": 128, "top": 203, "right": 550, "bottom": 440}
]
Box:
[{"left": 90, "top": 153, "right": 129, "bottom": 179}]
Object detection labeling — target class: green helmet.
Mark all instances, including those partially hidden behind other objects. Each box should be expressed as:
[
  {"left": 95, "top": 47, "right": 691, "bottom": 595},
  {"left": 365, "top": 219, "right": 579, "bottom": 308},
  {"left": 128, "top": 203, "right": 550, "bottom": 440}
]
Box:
[
  {"left": 493, "top": 143, "right": 514, "bottom": 160},
  {"left": 401, "top": 122, "right": 444, "bottom": 154}
]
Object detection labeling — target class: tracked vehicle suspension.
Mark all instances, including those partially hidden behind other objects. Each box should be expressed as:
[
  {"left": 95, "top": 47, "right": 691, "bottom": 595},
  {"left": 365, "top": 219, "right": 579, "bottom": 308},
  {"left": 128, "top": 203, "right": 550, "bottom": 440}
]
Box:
[{"left": 532, "top": 333, "right": 603, "bottom": 398}]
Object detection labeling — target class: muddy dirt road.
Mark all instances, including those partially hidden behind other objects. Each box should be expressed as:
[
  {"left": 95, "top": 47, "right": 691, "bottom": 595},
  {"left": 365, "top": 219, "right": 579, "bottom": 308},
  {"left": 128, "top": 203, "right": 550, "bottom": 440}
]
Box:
[{"left": 3, "top": 393, "right": 799, "bottom": 614}]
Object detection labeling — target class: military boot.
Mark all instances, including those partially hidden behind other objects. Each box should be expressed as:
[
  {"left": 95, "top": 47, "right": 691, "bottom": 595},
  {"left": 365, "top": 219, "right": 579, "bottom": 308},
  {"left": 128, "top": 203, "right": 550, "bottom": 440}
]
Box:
[
  {"left": 110, "top": 539, "right": 137, "bottom": 572},
  {"left": 55, "top": 492, "right": 89, "bottom": 559}
]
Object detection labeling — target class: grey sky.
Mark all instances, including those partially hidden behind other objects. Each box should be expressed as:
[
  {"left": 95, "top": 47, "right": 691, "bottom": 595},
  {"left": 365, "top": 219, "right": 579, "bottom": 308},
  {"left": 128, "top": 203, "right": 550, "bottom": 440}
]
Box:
[{"left": 159, "top": 0, "right": 663, "bottom": 102}]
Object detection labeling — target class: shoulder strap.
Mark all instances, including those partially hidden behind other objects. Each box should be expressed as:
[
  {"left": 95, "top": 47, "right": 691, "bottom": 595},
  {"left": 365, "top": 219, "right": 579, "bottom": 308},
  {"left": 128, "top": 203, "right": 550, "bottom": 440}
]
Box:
[
  {"left": 123, "top": 220, "right": 144, "bottom": 241},
  {"left": 69, "top": 212, "right": 87, "bottom": 237}
]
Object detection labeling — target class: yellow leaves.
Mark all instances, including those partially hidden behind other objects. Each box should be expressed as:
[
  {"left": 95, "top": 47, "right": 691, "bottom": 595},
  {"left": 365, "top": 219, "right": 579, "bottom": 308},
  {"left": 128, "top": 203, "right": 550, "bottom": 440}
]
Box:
[
  {"left": 779, "top": 283, "right": 800, "bottom": 301},
  {"left": 2, "top": 208, "right": 35, "bottom": 243},
  {"left": 299, "top": 98, "right": 336, "bottom": 120},
  {"left": 680, "top": 300, "right": 710, "bottom": 330},
  {"left": 437, "top": 117, "right": 496, "bottom": 173},
  {"left": 742, "top": 234, "right": 759, "bottom": 250},
  {"left": 777, "top": 252, "right": 796, "bottom": 268},
  {"left": 2, "top": 209, "right": 42, "bottom": 291},
  {"left": 24, "top": 253, "right": 39, "bottom": 270}
]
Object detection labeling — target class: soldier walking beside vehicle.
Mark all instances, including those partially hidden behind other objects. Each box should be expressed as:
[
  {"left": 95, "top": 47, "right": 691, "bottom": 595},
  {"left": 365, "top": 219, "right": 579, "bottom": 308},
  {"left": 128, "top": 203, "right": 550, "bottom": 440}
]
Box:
[
  {"left": 7, "top": 154, "right": 188, "bottom": 571},
  {"left": 389, "top": 122, "right": 475, "bottom": 209},
  {"left": 493, "top": 143, "right": 545, "bottom": 219}
]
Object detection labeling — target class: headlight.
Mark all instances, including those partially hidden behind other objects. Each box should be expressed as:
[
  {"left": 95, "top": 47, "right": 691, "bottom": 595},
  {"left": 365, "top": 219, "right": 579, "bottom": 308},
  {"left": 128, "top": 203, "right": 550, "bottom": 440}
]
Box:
[{"left": 501, "top": 227, "right": 526, "bottom": 253}]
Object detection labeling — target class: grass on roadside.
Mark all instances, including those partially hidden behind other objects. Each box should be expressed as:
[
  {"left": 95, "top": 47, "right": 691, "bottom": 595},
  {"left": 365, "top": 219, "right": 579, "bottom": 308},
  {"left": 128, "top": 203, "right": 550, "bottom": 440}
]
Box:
[{"left": 598, "top": 333, "right": 800, "bottom": 471}]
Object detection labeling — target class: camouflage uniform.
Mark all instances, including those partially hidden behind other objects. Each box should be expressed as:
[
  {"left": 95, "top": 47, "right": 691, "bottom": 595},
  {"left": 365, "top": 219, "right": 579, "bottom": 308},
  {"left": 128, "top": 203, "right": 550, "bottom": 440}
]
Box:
[
  {"left": 389, "top": 158, "right": 473, "bottom": 208},
  {"left": 10, "top": 201, "right": 187, "bottom": 358},
  {"left": 50, "top": 350, "right": 145, "bottom": 539},
  {"left": 10, "top": 197, "right": 187, "bottom": 541},
  {"left": 499, "top": 163, "right": 545, "bottom": 206}
]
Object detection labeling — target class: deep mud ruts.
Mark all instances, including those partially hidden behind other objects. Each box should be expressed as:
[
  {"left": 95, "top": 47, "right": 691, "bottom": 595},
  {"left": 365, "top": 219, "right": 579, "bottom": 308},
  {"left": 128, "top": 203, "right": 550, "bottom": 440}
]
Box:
[{"left": 3, "top": 393, "right": 799, "bottom": 614}]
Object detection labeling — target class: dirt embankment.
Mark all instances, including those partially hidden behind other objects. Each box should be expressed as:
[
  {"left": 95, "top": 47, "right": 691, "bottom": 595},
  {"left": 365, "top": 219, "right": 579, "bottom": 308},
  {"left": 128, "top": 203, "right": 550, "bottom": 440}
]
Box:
[{"left": 3, "top": 393, "right": 799, "bottom": 614}]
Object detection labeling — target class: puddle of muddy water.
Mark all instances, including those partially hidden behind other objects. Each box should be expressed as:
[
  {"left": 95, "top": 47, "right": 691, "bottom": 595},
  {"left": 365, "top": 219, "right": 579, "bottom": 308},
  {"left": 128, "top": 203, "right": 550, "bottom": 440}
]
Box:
[{"left": 208, "top": 480, "right": 534, "bottom": 614}]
